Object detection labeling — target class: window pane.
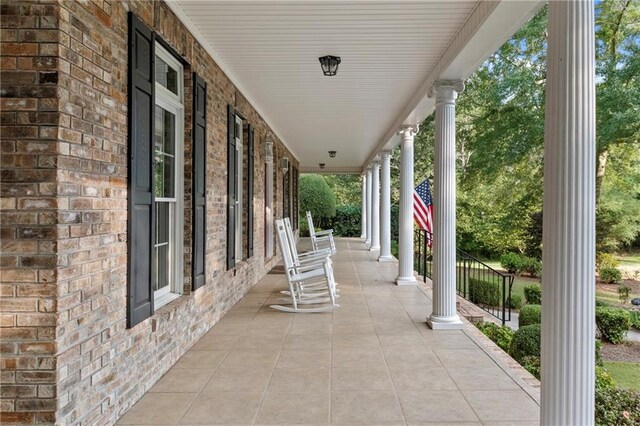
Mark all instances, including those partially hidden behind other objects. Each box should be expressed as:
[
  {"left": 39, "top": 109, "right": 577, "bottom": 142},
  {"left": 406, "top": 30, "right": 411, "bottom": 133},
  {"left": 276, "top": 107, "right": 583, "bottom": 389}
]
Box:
[
  {"left": 154, "top": 202, "right": 171, "bottom": 293},
  {"left": 155, "top": 56, "right": 178, "bottom": 95},
  {"left": 154, "top": 106, "right": 175, "bottom": 198}
]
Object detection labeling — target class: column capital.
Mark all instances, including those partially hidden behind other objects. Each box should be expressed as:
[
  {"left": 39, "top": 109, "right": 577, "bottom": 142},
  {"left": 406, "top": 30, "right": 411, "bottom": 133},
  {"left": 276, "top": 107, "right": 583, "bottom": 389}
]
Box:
[
  {"left": 380, "top": 150, "right": 392, "bottom": 159},
  {"left": 428, "top": 79, "right": 465, "bottom": 103},
  {"left": 397, "top": 124, "right": 419, "bottom": 138}
]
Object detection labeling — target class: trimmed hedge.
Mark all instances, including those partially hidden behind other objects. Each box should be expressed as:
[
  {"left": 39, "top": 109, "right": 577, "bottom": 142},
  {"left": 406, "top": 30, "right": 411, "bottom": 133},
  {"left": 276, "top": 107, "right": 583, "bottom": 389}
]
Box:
[
  {"left": 596, "top": 307, "right": 632, "bottom": 344},
  {"left": 499, "top": 252, "right": 541, "bottom": 277},
  {"left": 510, "top": 323, "right": 541, "bottom": 363},
  {"left": 523, "top": 284, "right": 542, "bottom": 305},
  {"left": 509, "top": 294, "right": 523, "bottom": 310},
  {"left": 519, "top": 304, "right": 541, "bottom": 327},
  {"left": 469, "top": 277, "right": 501, "bottom": 307}
]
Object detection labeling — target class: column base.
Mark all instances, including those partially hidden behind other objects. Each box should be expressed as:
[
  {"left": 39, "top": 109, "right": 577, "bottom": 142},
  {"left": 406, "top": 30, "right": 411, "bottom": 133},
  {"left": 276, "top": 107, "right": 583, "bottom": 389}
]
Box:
[
  {"left": 395, "top": 276, "right": 418, "bottom": 286},
  {"left": 360, "top": 234, "right": 366, "bottom": 240},
  {"left": 378, "top": 254, "right": 394, "bottom": 262},
  {"left": 369, "top": 245, "right": 380, "bottom": 251},
  {"left": 427, "top": 314, "right": 464, "bottom": 330},
  {"left": 365, "top": 239, "right": 371, "bottom": 245}
]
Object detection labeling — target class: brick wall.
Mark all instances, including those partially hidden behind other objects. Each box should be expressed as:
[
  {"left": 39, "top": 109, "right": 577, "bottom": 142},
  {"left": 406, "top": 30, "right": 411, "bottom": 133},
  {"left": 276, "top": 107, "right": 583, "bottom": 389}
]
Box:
[{"left": 1, "top": 1, "right": 298, "bottom": 424}]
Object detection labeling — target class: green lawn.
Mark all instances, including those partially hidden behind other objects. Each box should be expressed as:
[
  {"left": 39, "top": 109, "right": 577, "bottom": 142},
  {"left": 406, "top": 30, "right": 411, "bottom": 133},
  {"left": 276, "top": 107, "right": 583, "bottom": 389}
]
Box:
[{"left": 603, "top": 361, "right": 640, "bottom": 391}]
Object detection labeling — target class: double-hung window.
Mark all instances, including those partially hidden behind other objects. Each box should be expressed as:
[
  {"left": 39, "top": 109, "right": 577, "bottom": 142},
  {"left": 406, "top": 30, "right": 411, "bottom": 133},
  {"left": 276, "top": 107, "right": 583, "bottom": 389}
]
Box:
[
  {"left": 153, "top": 45, "right": 184, "bottom": 308},
  {"left": 234, "top": 116, "right": 243, "bottom": 262}
]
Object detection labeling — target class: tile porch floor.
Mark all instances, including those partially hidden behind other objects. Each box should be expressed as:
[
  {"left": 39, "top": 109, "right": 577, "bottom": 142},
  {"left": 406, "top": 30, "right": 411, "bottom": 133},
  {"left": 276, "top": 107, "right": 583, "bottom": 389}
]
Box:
[{"left": 118, "top": 238, "right": 540, "bottom": 425}]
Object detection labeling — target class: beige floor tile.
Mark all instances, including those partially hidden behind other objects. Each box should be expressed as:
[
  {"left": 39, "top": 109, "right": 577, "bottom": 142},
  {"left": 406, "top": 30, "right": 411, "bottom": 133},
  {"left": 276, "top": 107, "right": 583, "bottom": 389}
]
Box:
[
  {"left": 389, "top": 365, "right": 457, "bottom": 391},
  {"left": 331, "top": 322, "right": 376, "bottom": 335},
  {"left": 462, "top": 390, "right": 540, "bottom": 422},
  {"left": 332, "top": 332, "right": 380, "bottom": 349},
  {"left": 331, "top": 367, "right": 394, "bottom": 391},
  {"left": 330, "top": 391, "right": 404, "bottom": 423},
  {"left": 283, "top": 334, "right": 332, "bottom": 350},
  {"left": 434, "top": 348, "right": 497, "bottom": 369},
  {"left": 179, "top": 391, "right": 263, "bottom": 424},
  {"left": 204, "top": 367, "right": 273, "bottom": 392},
  {"left": 191, "top": 334, "right": 239, "bottom": 351},
  {"left": 173, "top": 350, "right": 228, "bottom": 370},
  {"left": 421, "top": 330, "right": 479, "bottom": 349},
  {"left": 255, "top": 391, "right": 330, "bottom": 424},
  {"left": 378, "top": 333, "right": 429, "bottom": 350},
  {"left": 332, "top": 347, "right": 387, "bottom": 369},
  {"left": 384, "top": 347, "right": 442, "bottom": 369},
  {"left": 117, "top": 393, "right": 197, "bottom": 424},
  {"left": 219, "top": 349, "right": 280, "bottom": 369},
  {"left": 447, "top": 365, "right": 519, "bottom": 390},
  {"left": 397, "top": 390, "right": 479, "bottom": 422},
  {"left": 149, "top": 368, "right": 214, "bottom": 393},
  {"left": 231, "top": 333, "right": 286, "bottom": 350},
  {"left": 276, "top": 349, "right": 331, "bottom": 369},
  {"left": 267, "top": 367, "right": 330, "bottom": 392}
]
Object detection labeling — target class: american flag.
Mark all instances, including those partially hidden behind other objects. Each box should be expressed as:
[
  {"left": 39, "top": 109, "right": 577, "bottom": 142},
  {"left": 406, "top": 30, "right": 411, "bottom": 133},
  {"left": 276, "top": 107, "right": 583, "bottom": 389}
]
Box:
[{"left": 414, "top": 179, "right": 434, "bottom": 244}]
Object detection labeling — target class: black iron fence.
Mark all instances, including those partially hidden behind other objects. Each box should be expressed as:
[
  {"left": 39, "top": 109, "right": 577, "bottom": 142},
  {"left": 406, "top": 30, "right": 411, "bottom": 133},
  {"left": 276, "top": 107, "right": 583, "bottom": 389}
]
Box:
[{"left": 413, "top": 229, "right": 514, "bottom": 325}]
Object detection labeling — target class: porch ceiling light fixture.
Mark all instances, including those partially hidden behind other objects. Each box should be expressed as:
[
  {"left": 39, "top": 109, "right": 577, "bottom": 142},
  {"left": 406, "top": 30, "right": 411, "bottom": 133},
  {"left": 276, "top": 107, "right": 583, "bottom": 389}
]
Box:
[
  {"left": 328, "top": 150, "right": 337, "bottom": 158},
  {"left": 318, "top": 55, "right": 341, "bottom": 76},
  {"left": 262, "top": 135, "right": 274, "bottom": 163},
  {"left": 319, "top": 163, "right": 326, "bottom": 169}
]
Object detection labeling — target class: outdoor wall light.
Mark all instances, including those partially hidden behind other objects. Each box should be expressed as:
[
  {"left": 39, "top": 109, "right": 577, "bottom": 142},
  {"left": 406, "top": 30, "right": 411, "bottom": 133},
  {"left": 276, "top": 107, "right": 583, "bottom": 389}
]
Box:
[
  {"left": 328, "top": 150, "right": 337, "bottom": 158},
  {"left": 319, "top": 163, "right": 326, "bottom": 169},
  {"left": 281, "top": 157, "right": 289, "bottom": 174},
  {"left": 318, "top": 55, "right": 341, "bottom": 76},
  {"left": 262, "top": 135, "right": 274, "bottom": 163}
]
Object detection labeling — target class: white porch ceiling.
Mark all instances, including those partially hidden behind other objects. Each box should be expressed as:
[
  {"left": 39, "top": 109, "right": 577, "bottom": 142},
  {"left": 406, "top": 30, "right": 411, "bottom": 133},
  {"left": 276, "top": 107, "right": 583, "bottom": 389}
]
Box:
[{"left": 170, "top": 1, "right": 543, "bottom": 173}]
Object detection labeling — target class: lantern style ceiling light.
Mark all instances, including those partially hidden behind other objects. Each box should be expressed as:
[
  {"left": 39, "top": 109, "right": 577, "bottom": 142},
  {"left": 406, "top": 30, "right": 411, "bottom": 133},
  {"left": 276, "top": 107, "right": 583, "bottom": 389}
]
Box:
[
  {"left": 318, "top": 55, "right": 341, "bottom": 76},
  {"left": 319, "top": 163, "right": 326, "bottom": 169},
  {"left": 328, "top": 150, "right": 337, "bottom": 158}
]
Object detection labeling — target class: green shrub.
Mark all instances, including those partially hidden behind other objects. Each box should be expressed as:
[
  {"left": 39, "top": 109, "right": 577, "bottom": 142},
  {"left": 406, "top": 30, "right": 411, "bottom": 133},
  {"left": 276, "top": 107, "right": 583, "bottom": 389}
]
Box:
[
  {"left": 596, "top": 339, "right": 603, "bottom": 367},
  {"left": 521, "top": 257, "right": 542, "bottom": 278},
  {"left": 300, "top": 174, "right": 336, "bottom": 228},
  {"left": 475, "top": 321, "right": 514, "bottom": 353},
  {"left": 595, "top": 385, "right": 640, "bottom": 426},
  {"left": 500, "top": 252, "right": 526, "bottom": 274},
  {"left": 520, "top": 355, "right": 540, "bottom": 379},
  {"left": 596, "top": 299, "right": 610, "bottom": 307},
  {"left": 523, "top": 284, "right": 542, "bottom": 305},
  {"left": 469, "top": 278, "right": 501, "bottom": 306},
  {"left": 510, "top": 323, "right": 541, "bottom": 363},
  {"left": 596, "top": 307, "right": 632, "bottom": 344},
  {"left": 328, "top": 205, "right": 361, "bottom": 237},
  {"left": 618, "top": 285, "right": 631, "bottom": 303},
  {"left": 596, "top": 365, "right": 616, "bottom": 391},
  {"left": 596, "top": 252, "right": 620, "bottom": 271},
  {"left": 629, "top": 311, "right": 640, "bottom": 330},
  {"left": 508, "top": 294, "right": 523, "bottom": 310},
  {"left": 519, "top": 304, "right": 541, "bottom": 327},
  {"left": 600, "top": 267, "right": 622, "bottom": 284}
]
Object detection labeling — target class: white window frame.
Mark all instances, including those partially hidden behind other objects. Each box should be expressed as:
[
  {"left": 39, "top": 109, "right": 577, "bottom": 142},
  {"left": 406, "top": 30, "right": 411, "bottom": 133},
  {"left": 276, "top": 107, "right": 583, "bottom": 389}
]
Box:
[
  {"left": 154, "top": 44, "right": 184, "bottom": 309},
  {"left": 235, "top": 116, "right": 244, "bottom": 262}
]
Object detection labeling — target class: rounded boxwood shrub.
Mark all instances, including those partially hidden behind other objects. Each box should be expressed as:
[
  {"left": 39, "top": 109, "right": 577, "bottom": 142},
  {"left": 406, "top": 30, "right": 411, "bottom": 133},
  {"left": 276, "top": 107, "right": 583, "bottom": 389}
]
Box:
[
  {"left": 300, "top": 174, "right": 336, "bottom": 228},
  {"left": 509, "top": 294, "right": 523, "bottom": 310},
  {"left": 600, "top": 267, "right": 622, "bottom": 284},
  {"left": 519, "top": 304, "right": 541, "bottom": 327},
  {"left": 510, "top": 323, "right": 541, "bottom": 363},
  {"left": 596, "top": 307, "right": 632, "bottom": 344},
  {"left": 500, "top": 252, "right": 525, "bottom": 274},
  {"left": 521, "top": 258, "right": 542, "bottom": 278},
  {"left": 469, "top": 277, "right": 501, "bottom": 306},
  {"left": 523, "top": 284, "right": 542, "bottom": 305},
  {"left": 595, "top": 385, "right": 640, "bottom": 426},
  {"left": 520, "top": 355, "right": 540, "bottom": 379}
]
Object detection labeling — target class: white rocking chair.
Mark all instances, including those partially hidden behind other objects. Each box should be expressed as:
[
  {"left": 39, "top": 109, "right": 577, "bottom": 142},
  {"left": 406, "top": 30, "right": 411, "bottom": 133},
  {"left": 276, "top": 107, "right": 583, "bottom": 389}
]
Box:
[
  {"left": 306, "top": 211, "right": 336, "bottom": 254},
  {"left": 270, "top": 220, "right": 338, "bottom": 313}
]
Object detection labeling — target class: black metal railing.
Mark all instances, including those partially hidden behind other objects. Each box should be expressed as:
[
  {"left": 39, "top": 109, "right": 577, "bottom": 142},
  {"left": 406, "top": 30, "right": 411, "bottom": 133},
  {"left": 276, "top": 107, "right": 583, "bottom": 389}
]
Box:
[{"left": 414, "top": 229, "right": 514, "bottom": 325}]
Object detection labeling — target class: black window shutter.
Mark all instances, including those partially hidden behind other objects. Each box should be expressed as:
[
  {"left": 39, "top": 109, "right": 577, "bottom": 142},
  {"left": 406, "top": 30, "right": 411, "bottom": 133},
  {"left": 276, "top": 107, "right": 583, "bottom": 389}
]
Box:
[
  {"left": 226, "top": 105, "right": 236, "bottom": 270},
  {"left": 192, "top": 73, "right": 206, "bottom": 290},
  {"left": 247, "top": 125, "right": 254, "bottom": 258},
  {"left": 127, "top": 12, "right": 155, "bottom": 328}
]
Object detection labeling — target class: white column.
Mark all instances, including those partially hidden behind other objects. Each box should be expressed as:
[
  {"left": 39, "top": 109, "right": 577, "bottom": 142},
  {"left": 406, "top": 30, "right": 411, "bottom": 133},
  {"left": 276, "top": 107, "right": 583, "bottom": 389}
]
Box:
[
  {"left": 395, "top": 126, "right": 418, "bottom": 285},
  {"left": 369, "top": 160, "right": 380, "bottom": 251},
  {"left": 265, "top": 160, "right": 274, "bottom": 257},
  {"left": 427, "top": 80, "right": 464, "bottom": 330},
  {"left": 360, "top": 173, "right": 367, "bottom": 240},
  {"left": 365, "top": 166, "right": 372, "bottom": 245},
  {"left": 541, "top": 2, "right": 595, "bottom": 424},
  {"left": 378, "top": 151, "right": 393, "bottom": 261}
]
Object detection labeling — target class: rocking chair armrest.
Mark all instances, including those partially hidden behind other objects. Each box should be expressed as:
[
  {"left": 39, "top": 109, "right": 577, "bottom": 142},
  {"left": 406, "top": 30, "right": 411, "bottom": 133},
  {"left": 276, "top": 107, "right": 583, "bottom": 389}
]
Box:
[
  {"left": 297, "top": 248, "right": 332, "bottom": 258},
  {"left": 288, "top": 259, "right": 330, "bottom": 273},
  {"left": 296, "top": 254, "right": 331, "bottom": 265},
  {"left": 314, "top": 229, "right": 333, "bottom": 236}
]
